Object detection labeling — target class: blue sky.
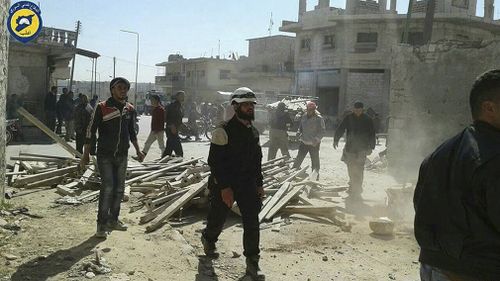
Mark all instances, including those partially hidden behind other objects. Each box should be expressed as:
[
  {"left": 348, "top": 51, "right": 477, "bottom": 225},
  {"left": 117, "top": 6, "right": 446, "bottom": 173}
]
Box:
[{"left": 10, "top": 0, "right": 499, "bottom": 83}]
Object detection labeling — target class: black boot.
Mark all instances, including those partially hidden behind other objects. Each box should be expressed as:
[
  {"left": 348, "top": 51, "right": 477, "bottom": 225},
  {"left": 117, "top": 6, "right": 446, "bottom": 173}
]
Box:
[
  {"left": 201, "top": 235, "right": 219, "bottom": 258},
  {"left": 246, "top": 256, "right": 265, "bottom": 280}
]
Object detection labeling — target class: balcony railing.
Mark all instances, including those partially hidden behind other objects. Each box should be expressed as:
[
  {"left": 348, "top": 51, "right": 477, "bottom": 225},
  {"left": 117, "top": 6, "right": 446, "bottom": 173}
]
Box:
[{"left": 33, "top": 27, "right": 77, "bottom": 48}]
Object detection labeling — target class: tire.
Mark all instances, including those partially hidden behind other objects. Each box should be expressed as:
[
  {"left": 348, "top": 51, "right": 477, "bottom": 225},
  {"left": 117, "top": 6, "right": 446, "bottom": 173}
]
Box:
[{"left": 6, "top": 129, "right": 12, "bottom": 145}]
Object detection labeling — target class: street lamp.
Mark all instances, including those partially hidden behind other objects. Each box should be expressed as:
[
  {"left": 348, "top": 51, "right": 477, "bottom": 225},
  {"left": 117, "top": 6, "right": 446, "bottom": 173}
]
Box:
[{"left": 120, "top": 29, "right": 139, "bottom": 105}]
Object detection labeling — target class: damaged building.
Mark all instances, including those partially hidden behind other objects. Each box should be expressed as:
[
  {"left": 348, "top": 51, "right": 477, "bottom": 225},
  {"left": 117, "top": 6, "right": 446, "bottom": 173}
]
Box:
[
  {"left": 280, "top": 0, "right": 500, "bottom": 129},
  {"left": 155, "top": 35, "right": 295, "bottom": 102},
  {"left": 8, "top": 26, "right": 99, "bottom": 137}
]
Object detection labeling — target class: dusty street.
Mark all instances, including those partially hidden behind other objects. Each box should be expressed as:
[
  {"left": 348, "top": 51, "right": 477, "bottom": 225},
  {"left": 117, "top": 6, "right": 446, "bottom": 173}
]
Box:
[{"left": 0, "top": 116, "right": 420, "bottom": 281}]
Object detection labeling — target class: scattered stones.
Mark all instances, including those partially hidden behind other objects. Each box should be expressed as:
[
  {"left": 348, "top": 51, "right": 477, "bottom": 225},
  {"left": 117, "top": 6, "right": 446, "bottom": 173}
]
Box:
[
  {"left": 85, "top": 272, "right": 95, "bottom": 279},
  {"left": 389, "top": 273, "right": 396, "bottom": 280},
  {"left": 0, "top": 218, "right": 8, "bottom": 227},
  {"left": 322, "top": 256, "right": 328, "bottom": 261},
  {"left": 102, "top": 247, "right": 112, "bottom": 253}
]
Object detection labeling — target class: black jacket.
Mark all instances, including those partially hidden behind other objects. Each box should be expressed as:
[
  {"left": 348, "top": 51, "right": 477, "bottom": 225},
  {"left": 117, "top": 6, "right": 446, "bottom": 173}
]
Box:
[
  {"left": 85, "top": 97, "right": 137, "bottom": 157},
  {"left": 208, "top": 116, "right": 263, "bottom": 191},
  {"left": 74, "top": 103, "right": 91, "bottom": 134},
  {"left": 270, "top": 110, "right": 292, "bottom": 131},
  {"left": 334, "top": 113, "right": 375, "bottom": 153},
  {"left": 414, "top": 121, "right": 500, "bottom": 280},
  {"left": 44, "top": 92, "right": 57, "bottom": 112},
  {"left": 166, "top": 101, "right": 183, "bottom": 128}
]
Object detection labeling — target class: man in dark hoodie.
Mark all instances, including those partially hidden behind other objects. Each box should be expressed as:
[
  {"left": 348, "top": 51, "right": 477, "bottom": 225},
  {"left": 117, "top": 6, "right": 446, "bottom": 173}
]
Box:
[
  {"left": 74, "top": 95, "right": 91, "bottom": 154},
  {"left": 80, "top": 77, "right": 145, "bottom": 238},
  {"left": 267, "top": 102, "right": 292, "bottom": 160},
  {"left": 414, "top": 69, "right": 500, "bottom": 281}
]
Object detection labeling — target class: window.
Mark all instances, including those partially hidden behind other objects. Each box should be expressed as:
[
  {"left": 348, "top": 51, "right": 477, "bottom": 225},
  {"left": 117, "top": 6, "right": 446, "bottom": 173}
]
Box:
[
  {"left": 355, "top": 32, "right": 378, "bottom": 53},
  {"left": 323, "top": 35, "right": 335, "bottom": 48},
  {"left": 219, "top": 69, "right": 231, "bottom": 80},
  {"left": 357, "top": 32, "right": 378, "bottom": 43},
  {"left": 301, "top": 38, "right": 311, "bottom": 50}
]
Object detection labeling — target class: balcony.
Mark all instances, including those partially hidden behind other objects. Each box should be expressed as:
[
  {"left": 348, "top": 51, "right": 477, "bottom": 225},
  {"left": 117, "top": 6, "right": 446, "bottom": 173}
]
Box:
[{"left": 34, "top": 27, "right": 77, "bottom": 48}]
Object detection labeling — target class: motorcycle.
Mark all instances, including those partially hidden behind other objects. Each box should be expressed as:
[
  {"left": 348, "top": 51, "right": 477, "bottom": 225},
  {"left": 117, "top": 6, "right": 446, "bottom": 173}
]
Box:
[{"left": 6, "top": 119, "right": 22, "bottom": 145}]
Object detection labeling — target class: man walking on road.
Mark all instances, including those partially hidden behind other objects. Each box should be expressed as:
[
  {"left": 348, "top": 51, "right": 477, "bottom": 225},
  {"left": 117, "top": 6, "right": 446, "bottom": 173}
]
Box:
[
  {"left": 292, "top": 101, "right": 325, "bottom": 179},
  {"left": 74, "top": 95, "right": 92, "bottom": 154},
  {"left": 414, "top": 70, "right": 500, "bottom": 281},
  {"left": 80, "top": 77, "right": 145, "bottom": 239},
  {"left": 140, "top": 94, "right": 165, "bottom": 156},
  {"left": 268, "top": 102, "right": 292, "bottom": 160},
  {"left": 201, "top": 87, "right": 265, "bottom": 280},
  {"left": 333, "top": 101, "right": 375, "bottom": 201},
  {"left": 44, "top": 86, "right": 58, "bottom": 132},
  {"left": 162, "top": 91, "right": 185, "bottom": 157}
]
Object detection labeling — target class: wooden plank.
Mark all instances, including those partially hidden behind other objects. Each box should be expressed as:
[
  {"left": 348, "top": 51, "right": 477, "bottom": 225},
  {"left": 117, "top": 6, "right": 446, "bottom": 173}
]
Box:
[
  {"left": 147, "top": 189, "right": 190, "bottom": 209},
  {"left": 125, "top": 157, "right": 203, "bottom": 185},
  {"left": 259, "top": 182, "right": 290, "bottom": 222},
  {"left": 19, "top": 152, "right": 77, "bottom": 161},
  {"left": 282, "top": 205, "right": 340, "bottom": 218},
  {"left": 145, "top": 179, "right": 208, "bottom": 232},
  {"left": 10, "top": 161, "right": 21, "bottom": 184},
  {"left": 25, "top": 175, "right": 65, "bottom": 189},
  {"left": 78, "top": 166, "right": 95, "bottom": 187},
  {"left": 17, "top": 107, "right": 82, "bottom": 158},
  {"left": 14, "top": 165, "right": 79, "bottom": 187},
  {"left": 56, "top": 182, "right": 81, "bottom": 196},
  {"left": 265, "top": 184, "right": 306, "bottom": 221},
  {"left": 20, "top": 161, "right": 34, "bottom": 174}
]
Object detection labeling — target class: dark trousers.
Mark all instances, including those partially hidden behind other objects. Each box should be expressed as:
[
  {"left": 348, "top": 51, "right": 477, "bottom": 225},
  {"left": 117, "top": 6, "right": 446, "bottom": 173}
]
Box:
[
  {"left": 163, "top": 129, "right": 183, "bottom": 157},
  {"left": 45, "top": 111, "right": 57, "bottom": 132},
  {"left": 96, "top": 155, "right": 127, "bottom": 226},
  {"left": 268, "top": 129, "right": 290, "bottom": 161},
  {"left": 75, "top": 132, "right": 85, "bottom": 154},
  {"left": 293, "top": 143, "right": 320, "bottom": 171},
  {"left": 342, "top": 150, "right": 367, "bottom": 197},
  {"left": 202, "top": 186, "right": 262, "bottom": 258}
]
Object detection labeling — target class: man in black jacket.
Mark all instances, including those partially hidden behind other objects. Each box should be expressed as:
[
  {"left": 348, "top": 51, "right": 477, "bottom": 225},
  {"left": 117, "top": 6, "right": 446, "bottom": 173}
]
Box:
[
  {"left": 162, "top": 91, "right": 185, "bottom": 157},
  {"left": 44, "top": 86, "right": 57, "bottom": 132},
  {"left": 333, "top": 102, "right": 375, "bottom": 200},
  {"left": 80, "top": 77, "right": 145, "bottom": 239},
  {"left": 414, "top": 69, "right": 500, "bottom": 281},
  {"left": 268, "top": 102, "right": 292, "bottom": 160},
  {"left": 201, "top": 87, "right": 265, "bottom": 280}
]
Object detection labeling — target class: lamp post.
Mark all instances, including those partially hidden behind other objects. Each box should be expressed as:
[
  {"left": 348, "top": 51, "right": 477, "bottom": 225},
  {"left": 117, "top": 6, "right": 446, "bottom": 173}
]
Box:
[{"left": 120, "top": 29, "right": 139, "bottom": 105}]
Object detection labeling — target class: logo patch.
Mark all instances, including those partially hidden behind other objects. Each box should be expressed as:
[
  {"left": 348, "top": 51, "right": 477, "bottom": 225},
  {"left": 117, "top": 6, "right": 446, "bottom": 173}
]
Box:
[{"left": 7, "top": 1, "right": 43, "bottom": 44}]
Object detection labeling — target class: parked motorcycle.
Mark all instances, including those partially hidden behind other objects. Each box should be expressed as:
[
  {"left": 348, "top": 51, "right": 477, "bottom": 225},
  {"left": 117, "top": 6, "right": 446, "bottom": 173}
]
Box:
[{"left": 6, "top": 119, "right": 22, "bottom": 145}]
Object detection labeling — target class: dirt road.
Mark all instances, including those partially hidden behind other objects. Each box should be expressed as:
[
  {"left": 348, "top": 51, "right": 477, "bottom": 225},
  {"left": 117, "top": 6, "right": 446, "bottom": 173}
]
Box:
[{"left": 1, "top": 116, "right": 420, "bottom": 281}]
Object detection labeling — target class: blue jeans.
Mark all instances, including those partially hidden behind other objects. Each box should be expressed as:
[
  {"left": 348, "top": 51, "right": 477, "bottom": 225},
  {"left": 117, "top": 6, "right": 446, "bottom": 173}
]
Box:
[
  {"left": 420, "top": 263, "right": 477, "bottom": 281},
  {"left": 96, "top": 155, "right": 128, "bottom": 225}
]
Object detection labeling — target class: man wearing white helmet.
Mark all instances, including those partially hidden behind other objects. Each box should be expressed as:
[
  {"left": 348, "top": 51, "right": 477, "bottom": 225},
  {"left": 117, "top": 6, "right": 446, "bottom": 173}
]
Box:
[{"left": 201, "top": 87, "right": 265, "bottom": 280}]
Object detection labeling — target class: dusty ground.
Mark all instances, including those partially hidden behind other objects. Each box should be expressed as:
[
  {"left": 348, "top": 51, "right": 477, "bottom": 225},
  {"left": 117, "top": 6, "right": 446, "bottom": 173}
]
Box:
[{"left": 0, "top": 116, "right": 420, "bottom": 281}]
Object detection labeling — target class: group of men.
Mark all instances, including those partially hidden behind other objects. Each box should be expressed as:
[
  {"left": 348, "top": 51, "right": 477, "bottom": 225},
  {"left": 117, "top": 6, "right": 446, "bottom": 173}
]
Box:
[{"left": 68, "top": 68, "right": 500, "bottom": 281}]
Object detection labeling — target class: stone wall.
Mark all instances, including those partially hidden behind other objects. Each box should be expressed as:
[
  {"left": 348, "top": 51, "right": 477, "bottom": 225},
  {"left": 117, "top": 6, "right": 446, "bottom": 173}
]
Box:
[
  {"left": 346, "top": 70, "right": 389, "bottom": 118},
  {"left": 1, "top": 1, "right": 9, "bottom": 201},
  {"left": 387, "top": 40, "right": 500, "bottom": 183}
]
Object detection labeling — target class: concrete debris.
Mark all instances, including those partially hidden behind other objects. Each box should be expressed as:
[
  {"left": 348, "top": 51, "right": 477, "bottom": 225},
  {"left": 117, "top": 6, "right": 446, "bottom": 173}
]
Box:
[{"left": 3, "top": 253, "right": 19, "bottom": 261}]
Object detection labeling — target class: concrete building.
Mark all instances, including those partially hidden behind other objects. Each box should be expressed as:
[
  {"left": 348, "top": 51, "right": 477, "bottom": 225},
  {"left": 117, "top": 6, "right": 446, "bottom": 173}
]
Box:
[
  {"left": 155, "top": 35, "right": 296, "bottom": 103},
  {"left": 8, "top": 27, "right": 99, "bottom": 136},
  {"left": 155, "top": 55, "right": 239, "bottom": 102},
  {"left": 235, "top": 35, "right": 295, "bottom": 103},
  {"left": 280, "top": 0, "right": 500, "bottom": 127}
]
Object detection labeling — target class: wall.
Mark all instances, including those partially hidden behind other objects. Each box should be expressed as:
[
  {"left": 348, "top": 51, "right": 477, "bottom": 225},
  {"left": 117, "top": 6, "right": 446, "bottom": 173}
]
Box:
[
  {"left": 387, "top": 40, "right": 500, "bottom": 183},
  {"left": 345, "top": 70, "right": 389, "bottom": 118},
  {"left": 1, "top": 1, "right": 9, "bottom": 201}
]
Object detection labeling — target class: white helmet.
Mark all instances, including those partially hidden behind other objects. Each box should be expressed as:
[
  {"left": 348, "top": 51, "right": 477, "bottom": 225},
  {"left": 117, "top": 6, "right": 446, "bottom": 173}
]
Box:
[{"left": 231, "top": 87, "right": 257, "bottom": 104}]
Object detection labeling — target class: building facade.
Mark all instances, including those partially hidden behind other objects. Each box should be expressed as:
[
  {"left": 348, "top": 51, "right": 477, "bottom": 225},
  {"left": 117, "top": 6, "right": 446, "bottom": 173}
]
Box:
[{"left": 281, "top": 0, "right": 500, "bottom": 128}]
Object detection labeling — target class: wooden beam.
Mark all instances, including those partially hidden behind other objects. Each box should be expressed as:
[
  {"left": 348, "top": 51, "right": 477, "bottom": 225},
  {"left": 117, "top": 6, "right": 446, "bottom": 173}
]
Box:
[
  {"left": 125, "top": 157, "right": 202, "bottom": 185},
  {"left": 17, "top": 107, "right": 82, "bottom": 157},
  {"left": 259, "top": 182, "right": 290, "bottom": 222},
  {"left": 78, "top": 166, "right": 94, "bottom": 188},
  {"left": 145, "top": 179, "right": 208, "bottom": 232},
  {"left": 13, "top": 165, "right": 79, "bottom": 187},
  {"left": 25, "top": 175, "right": 65, "bottom": 189},
  {"left": 265, "top": 185, "right": 305, "bottom": 221}
]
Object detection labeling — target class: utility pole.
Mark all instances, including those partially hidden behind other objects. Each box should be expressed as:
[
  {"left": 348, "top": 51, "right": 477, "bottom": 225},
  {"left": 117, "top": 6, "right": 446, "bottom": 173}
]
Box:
[
  {"left": 113, "top": 56, "right": 116, "bottom": 78},
  {"left": 1, "top": 0, "right": 9, "bottom": 205},
  {"left": 69, "top": 20, "right": 81, "bottom": 91}
]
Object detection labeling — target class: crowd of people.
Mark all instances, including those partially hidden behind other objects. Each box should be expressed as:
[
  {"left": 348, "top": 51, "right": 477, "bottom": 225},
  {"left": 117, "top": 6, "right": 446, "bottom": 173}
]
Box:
[{"left": 40, "top": 70, "right": 500, "bottom": 281}]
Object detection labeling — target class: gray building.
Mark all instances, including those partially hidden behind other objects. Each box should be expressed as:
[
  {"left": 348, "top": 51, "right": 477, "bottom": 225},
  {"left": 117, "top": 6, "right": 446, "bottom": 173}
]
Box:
[{"left": 280, "top": 0, "right": 500, "bottom": 127}]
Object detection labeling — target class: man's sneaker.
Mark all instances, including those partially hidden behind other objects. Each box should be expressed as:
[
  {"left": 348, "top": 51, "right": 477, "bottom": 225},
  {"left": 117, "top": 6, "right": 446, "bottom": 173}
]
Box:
[
  {"left": 106, "top": 220, "right": 128, "bottom": 231},
  {"left": 200, "top": 235, "right": 219, "bottom": 258},
  {"left": 246, "top": 257, "right": 265, "bottom": 280},
  {"left": 94, "top": 224, "right": 108, "bottom": 239}
]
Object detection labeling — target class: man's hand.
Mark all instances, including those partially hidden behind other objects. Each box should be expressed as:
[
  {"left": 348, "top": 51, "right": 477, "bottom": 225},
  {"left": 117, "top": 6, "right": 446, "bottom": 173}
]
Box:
[
  {"left": 221, "top": 188, "right": 234, "bottom": 208},
  {"left": 80, "top": 154, "right": 90, "bottom": 170},
  {"left": 257, "top": 186, "right": 265, "bottom": 201},
  {"left": 136, "top": 150, "right": 145, "bottom": 162},
  {"left": 333, "top": 141, "right": 338, "bottom": 149}
]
